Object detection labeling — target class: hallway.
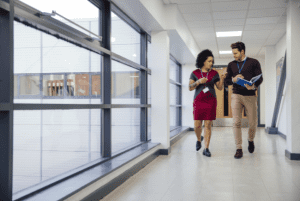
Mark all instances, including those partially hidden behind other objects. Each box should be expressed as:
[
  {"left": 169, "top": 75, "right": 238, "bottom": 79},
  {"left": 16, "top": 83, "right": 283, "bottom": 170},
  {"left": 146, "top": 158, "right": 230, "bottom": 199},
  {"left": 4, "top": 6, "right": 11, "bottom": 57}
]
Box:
[{"left": 102, "top": 128, "right": 300, "bottom": 201}]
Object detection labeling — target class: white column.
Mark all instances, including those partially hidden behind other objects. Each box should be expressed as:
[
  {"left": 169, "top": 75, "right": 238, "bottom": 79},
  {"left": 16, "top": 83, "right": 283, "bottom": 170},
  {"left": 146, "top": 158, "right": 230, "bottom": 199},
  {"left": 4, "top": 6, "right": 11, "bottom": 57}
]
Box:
[
  {"left": 264, "top": 46, "right": 277, "bottom": 128},
  {"left": 286, "top": 0, "right": 300, "bottom": 156},
  {"left": 149, "top": 31, "right": 171, "bottom": 152}
]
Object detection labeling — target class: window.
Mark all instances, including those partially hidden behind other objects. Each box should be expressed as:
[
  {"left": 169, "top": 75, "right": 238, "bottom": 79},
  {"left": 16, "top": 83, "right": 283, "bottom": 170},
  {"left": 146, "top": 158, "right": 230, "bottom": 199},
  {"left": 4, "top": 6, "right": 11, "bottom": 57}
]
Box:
[{"left": 169, "top": 56, "right": 182, "bottom": 132}]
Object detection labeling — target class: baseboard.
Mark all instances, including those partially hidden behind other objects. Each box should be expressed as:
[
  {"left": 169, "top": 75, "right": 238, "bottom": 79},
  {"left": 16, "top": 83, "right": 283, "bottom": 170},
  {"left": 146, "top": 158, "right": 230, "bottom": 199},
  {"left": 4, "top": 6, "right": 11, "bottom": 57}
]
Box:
[
  {"left": 160, "top": 147, "right": 171, "bottom": 155},
  {"left": 285, "top": 150, "right": 300, "bottom": 160},
  {"left": 258, "top": 124, "right": 265, "bottom": 127}
]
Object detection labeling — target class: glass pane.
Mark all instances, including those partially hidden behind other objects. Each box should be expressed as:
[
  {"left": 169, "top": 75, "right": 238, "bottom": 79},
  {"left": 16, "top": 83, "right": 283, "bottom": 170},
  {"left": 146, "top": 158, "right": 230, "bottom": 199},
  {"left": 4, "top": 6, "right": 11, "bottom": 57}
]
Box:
[
  {"left": 170, "top": 107, "right": 177, "bottom": 131},
  {"left": 148, "top": 107, "right": 151, "bottom": 140},
  {"left": 170, "top": 83, "right": 179, "bottom": 105},
  {"left": 147, "top": 41, "right": 151, "bottom": 69},
  {"left": 14, "top": 21, "right": 102, "bottom": 104},
  {"left": 13, "top": 109, "right": 101, "bottom": 193},
  {"left": 112, "top": 108, "right": 141, "bottom": 154},
  {"left": 111, "top": 12, "right": 140, "bottom": 64},
  {"left": 148, "top": 74, "right": 151, "bottom": 104},
  {"left": 111, "top": 61, "right": 140, "bottom": 104},
  {"left": 20, "top": 0, "right": 99, "bottom": 37},
  {"left": 19, "top": 75, "right": 40, "bottom": 96},
  {"left": 170, "top": 59, "right": 177, "bottom": 82},
  {"left": 14, "top": 75, "right": 18, "bottom": 97}
]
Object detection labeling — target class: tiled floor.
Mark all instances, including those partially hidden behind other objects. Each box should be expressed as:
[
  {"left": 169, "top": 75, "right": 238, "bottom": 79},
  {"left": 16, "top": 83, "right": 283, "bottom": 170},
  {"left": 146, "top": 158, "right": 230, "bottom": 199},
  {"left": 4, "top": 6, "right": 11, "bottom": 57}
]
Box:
[{"left": 102, "top": 127, "right": 300, "bottom": 201}]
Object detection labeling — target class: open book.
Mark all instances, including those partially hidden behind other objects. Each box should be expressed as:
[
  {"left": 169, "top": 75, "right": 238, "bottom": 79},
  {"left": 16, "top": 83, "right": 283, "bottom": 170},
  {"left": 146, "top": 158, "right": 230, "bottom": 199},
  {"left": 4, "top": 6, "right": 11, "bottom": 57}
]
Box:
[{"left": 236, "top": 74, "right": 262, "bottom": 87}]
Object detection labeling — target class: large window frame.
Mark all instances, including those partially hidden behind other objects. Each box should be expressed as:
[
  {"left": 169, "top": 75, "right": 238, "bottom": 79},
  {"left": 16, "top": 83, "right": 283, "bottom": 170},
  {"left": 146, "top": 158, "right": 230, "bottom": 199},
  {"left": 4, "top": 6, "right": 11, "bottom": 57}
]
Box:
[{"left": 0, "top": 0, "right": 151, "bottom": 200}]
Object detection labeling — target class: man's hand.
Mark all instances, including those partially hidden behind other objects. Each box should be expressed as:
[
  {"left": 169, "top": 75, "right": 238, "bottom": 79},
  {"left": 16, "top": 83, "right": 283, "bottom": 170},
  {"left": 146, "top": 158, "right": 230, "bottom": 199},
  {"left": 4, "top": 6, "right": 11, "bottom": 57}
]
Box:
[
  {"left": 233, "top": 74, "right": 244, "bottom": 83},
  {"left": 245, "top": 84, "right": 255, "bottom": 90}
]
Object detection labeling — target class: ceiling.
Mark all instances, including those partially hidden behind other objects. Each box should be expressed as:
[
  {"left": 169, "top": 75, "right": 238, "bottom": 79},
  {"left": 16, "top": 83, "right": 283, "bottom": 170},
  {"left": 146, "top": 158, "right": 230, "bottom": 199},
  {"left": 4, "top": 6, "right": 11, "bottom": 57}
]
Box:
[{"left": 162, "top": 0, "right": 288, "bottom": 59}]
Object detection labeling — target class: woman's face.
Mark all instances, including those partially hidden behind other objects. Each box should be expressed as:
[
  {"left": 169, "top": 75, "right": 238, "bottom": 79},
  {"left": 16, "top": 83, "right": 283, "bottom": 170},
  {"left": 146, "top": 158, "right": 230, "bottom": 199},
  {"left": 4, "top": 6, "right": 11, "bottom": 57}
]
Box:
[{"left": 203, "top": 56, "right": 214, "bottom": 69}]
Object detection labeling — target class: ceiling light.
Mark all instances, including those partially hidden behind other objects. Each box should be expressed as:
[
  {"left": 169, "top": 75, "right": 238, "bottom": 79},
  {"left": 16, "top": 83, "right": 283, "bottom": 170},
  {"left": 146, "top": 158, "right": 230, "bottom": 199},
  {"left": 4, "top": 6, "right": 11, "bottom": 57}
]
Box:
[
  {"left": 216, "top": 31, "right": 242, "bottom": 37},
  {"left": 133, "top": 54, "right": 137, "bottom": 57},
  {"left": 219, "top": 51, "right": 232, "bottom": 54},
  {"left": 112, "top": 13, "right": 117, "bottom": 18},
  {"left": 111, "top": 37, "right": 116, "bottom": 42}
]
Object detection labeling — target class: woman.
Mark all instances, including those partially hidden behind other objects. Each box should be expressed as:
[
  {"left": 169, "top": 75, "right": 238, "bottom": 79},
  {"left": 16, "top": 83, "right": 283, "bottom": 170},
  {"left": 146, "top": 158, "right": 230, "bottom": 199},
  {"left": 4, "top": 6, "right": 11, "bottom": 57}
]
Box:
[{"left": 189, "top": 49, "right": 227, "bottom": 157}]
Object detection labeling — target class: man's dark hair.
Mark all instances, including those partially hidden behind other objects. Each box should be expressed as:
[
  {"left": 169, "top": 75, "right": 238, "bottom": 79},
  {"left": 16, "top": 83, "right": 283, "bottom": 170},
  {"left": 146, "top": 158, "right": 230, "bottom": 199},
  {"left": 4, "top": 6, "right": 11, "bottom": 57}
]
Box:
[
  {"left": 231, "top": 41, "right": 246, "bottom": 54},
  {"left": 196, "top": 49, "right": 214, "bottom": 69}
]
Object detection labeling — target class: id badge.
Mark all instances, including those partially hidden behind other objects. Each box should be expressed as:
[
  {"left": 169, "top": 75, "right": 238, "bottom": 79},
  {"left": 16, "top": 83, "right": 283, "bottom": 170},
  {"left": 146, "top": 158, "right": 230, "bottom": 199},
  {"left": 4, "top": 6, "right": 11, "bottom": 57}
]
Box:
[{"left": 203, "top": 87, "right": 209, "bottom": 93}]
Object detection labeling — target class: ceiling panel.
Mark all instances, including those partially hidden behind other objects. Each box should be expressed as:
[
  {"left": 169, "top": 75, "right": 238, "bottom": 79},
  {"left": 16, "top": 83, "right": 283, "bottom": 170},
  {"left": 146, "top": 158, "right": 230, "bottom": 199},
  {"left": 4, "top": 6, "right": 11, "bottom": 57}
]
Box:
[
  {"left": 187, "top": 20, "right": 214, "bottom": 28},
  {"left": 211, "top": 0, "right": 249, "bottom": 2},
  {"left": 217, "top": 36, "right": 242, "bottom": 45},
  {"left": 178, "top": 3, "right": 211, "bottom": 13},
  {"left": 190, "top": 27, "right": 215, "bottom": 33},
  {"left": 183, "top": 13, "right": 212, "bottom": 22},
  {"left": 213, "top": 10, "right": 247, "bottom": 20},
  {"left": 194, "top": 32, "right": 216, "bottom": 41},
  {"left": 265, "top": 37, "right": 280, "bottom": 45},
  {"left": 242, "top": 39, "right": 266, "bottom": 45},
  {"left": 244, "top": 24, "right": 276, "bottom": 31},
  {"left": 250, "top": 0, "right": 287, "bottom": 9},
  {"left": 278, "top": 16, "right": 287, "bottom": 24},
  {"left": 242, "top": 30, "right": 272, "bottom": 38},
  {"left": 247, "top": 8, "right": 286, "bottom": 18},
  {"left": 246, "top": 16, "right": 279, "bottom": 24},
  {"left": 169, "top": 0, "right": 210, "bottom": 4},
  {"left": 268, "top": 29, "right": 286, "bottom": 39},
  {"left": 214, "top": 18, "right": 245, "bottom": 26},
  {"left": 212, "top": 1, "right": 248, "bottom": 12},
  {"left": 276, "top": 23, "right": 286, "bottom": 30},
  {"left": 215, "top": 26, "right": 243, "bottom": 32}
]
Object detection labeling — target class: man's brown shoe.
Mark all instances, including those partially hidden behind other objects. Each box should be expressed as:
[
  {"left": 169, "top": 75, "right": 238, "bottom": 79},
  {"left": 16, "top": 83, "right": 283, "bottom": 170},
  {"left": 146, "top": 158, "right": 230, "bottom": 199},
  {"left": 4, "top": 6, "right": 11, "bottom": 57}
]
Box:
[{"left": 234, "top": 149, "right": 243, "bottom": 159}]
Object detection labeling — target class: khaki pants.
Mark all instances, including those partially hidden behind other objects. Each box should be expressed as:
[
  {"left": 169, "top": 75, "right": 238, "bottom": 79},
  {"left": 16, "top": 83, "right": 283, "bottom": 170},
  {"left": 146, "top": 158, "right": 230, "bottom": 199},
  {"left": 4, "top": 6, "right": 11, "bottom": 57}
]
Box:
[{"left": 231, "top": 94, "right": 258, "bottom": 149}]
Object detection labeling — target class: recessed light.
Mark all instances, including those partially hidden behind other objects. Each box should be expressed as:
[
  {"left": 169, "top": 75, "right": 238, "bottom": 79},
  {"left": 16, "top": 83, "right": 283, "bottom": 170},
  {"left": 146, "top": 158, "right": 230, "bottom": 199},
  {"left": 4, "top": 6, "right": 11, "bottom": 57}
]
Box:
[
  {"left": 216, "top": 31, "right": 242, "bottom": 37},
  {"left": 133, "top": 54, "right": 137, "bottom": 57},
  {"left": 111, "top": 37, "right": 116, "bottom": 42},
  {"left": 219, "top": 51, "right": 232, "bottom": 54}
]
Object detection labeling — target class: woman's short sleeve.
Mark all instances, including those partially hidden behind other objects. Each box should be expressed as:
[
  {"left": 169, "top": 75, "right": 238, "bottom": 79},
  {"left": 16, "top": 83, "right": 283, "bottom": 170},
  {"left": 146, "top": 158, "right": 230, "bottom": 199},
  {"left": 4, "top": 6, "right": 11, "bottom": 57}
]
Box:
[
  {"left": 213, "top": 71, "right": 220, "bottom": 84},
  {"left": 190, "top": 72, "right": 198, "bottom": 81}
]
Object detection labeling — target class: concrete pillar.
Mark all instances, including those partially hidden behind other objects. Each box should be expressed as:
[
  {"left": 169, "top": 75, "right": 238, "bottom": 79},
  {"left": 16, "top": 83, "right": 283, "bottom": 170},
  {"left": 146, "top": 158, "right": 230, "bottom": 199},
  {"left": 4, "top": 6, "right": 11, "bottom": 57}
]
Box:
[
  {"left": 149, "top": 31, "right": 171, "bottom": 154},
  {"left": 285, "top": 0, "right": 300, "bottom": 160},
  {"left": 264, "top": 46, "right": 277, "bottom": 129}
]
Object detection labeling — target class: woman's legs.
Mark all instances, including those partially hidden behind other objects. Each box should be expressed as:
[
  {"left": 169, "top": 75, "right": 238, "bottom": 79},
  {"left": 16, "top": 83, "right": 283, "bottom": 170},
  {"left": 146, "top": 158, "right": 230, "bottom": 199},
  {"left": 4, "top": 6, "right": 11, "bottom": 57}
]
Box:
[
  {"left": 194, "top": 120, "right": 203, "bottom": 141},
  {"left": 204, "top": 120, "right": 213, "bottom": 148}
]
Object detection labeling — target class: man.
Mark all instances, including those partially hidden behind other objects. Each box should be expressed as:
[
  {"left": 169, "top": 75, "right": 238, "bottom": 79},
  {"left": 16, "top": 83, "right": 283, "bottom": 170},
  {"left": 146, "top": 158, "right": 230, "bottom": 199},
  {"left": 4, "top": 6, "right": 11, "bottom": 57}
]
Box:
[{"left": 224, "top": 42, "right": 263, "bottom": 159}]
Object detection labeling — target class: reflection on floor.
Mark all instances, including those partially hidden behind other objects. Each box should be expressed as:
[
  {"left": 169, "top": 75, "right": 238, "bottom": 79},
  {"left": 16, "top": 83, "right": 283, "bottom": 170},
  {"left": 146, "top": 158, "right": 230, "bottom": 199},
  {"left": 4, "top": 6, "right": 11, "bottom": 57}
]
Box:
[{"left": 102, "top": 127, "right": 300, "bottom": 201}]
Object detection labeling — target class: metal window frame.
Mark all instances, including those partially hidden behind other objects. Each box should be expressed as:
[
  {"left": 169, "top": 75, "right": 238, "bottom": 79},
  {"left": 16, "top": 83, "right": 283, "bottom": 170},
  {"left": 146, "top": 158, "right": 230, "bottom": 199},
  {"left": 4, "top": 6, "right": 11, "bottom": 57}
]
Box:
[{"left": 0, "top": 0, "right": 152, "bottom": 200}]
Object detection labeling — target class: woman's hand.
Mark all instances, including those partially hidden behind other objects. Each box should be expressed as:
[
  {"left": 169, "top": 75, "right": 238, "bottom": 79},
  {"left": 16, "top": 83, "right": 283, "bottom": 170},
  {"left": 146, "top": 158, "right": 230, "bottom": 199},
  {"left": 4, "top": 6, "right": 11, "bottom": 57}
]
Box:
[
  {"left": 199, "top": 78, "right": 208, "bottom": 84},
  {"left": 220, "top": 71, "right": 227, "bottom": 80}
]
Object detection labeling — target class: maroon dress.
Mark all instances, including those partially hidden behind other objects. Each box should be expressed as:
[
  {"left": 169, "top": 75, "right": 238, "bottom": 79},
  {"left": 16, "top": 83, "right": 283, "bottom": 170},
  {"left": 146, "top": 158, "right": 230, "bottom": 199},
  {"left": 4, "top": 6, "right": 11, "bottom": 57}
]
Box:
[{"left": 190, "top": 69, "right": 220, "bottom": 120}]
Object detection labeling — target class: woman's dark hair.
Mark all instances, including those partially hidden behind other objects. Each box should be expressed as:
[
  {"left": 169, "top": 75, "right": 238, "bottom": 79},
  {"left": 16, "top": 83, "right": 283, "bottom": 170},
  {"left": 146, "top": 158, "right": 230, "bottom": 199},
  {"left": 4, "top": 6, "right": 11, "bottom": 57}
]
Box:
[
  {"left": 231, "top": 41, "right": 246, "bottom": 54},
  {"left": 196, "top": 49, "right": 214, "bottom": 69}
]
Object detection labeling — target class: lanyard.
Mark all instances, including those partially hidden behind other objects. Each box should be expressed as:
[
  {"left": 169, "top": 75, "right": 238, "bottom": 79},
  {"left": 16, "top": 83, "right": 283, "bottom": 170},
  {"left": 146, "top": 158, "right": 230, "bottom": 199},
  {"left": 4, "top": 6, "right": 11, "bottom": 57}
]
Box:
[
  {"left": 200, "top": 69, "right": 210, "bottom": 79},
  {"left": 237, "top": 57, "right": 247, "bottom": 73}
]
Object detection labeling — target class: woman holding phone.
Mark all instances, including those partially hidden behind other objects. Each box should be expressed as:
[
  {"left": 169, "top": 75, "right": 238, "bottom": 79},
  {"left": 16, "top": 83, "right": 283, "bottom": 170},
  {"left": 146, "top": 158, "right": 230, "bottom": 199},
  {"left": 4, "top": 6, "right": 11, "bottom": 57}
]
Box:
[{"left": 189, "top": 49, "right": 227, "bottom": 157}]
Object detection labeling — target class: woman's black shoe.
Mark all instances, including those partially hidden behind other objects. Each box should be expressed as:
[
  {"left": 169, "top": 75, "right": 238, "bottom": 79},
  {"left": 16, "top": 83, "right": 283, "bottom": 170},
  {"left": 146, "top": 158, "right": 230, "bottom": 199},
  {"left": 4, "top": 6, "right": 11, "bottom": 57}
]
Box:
[
  {"left": 196, "top": 141, "right": 201, "bottom": 151},
  {"left": 203, "top": 148, "right": 211, "bottom": 157}
]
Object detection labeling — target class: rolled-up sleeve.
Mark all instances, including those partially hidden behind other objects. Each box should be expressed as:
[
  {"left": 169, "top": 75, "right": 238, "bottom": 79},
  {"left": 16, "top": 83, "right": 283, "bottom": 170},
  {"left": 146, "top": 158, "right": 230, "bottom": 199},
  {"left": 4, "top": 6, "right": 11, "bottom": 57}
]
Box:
[
  {"left": 254, "top": 61, "right": 263, "bottom": 88},
  {"left": 190, "top": 72, "right": 197, "bottom": 82},
  {"left": 224, "top": 64, "right": 233, "bottom": 87}
]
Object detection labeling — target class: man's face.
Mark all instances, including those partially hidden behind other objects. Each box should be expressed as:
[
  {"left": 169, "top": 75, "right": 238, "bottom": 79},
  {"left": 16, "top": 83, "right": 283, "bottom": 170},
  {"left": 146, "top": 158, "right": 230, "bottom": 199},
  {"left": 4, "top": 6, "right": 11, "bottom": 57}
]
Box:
[{"left": 232, "top": 48, "right": 244, "bottom": 61}]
